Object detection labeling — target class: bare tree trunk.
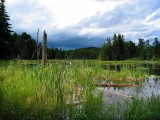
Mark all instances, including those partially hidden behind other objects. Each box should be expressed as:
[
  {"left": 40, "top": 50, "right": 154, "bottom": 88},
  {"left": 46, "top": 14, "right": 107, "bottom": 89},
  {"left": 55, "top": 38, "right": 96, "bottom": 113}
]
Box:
[
  {"left": 37, "top": 28, "right": 39, "bottom": 65},
  {"left": 42, "top": 30, "right": 47, "bottom": 65}
]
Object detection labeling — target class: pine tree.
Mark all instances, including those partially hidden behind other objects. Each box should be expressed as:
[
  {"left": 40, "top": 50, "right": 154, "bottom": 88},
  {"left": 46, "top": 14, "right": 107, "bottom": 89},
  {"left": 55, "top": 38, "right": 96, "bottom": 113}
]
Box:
[
  {"left": 124, "top": 41, "right": 136, "bottom": 59},
  {"left": 145, "top": 40, "right": 153, "bottom": 60},
  {"left": 153, "top": 37, "right": 160, "bottom": 58},
  {"left": 137, "top": 38, "right": 146, "bottom": 60},
  {"left": 112, "top": 34, "right": 125, "bottom": 60},
  {"left": 18, "top": 32, "right": 37, "bottom": 59},
  {"left": 0, "top": 0, "right": 13, "bottom": 59},
  {"left": 105, "top": 37, "right": 112, "bottom": 60},
  {"left": 99, "top": 42, "right": 108, "bottom": 60},
  {"left": 112, "top": 34, "right": 118, "bottom": 60},
  {"left": 117, "top": 34, "right": 125, "bottom": 60}
]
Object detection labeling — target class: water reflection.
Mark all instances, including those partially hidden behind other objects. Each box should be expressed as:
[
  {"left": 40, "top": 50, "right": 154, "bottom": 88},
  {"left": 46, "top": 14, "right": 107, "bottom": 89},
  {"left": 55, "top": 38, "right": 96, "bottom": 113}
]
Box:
[
  {"left": 97, "top": 76, "right": 160, "bottom": 104},
  {"left": 102, "top": 63, "right": 160, "bottom": 75}
]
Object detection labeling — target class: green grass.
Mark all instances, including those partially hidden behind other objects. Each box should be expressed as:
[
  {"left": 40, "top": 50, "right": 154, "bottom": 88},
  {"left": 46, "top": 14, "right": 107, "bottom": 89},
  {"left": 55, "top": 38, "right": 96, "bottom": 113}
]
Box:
[
  {"left": 0, "top": 60, "right": 159, "bottom": 119},
  {"left": 0, "top": 60, "right": 102, "bottom": 119},
  {"left": 122, "top": 95, "right": 160, "bottom": 120}
]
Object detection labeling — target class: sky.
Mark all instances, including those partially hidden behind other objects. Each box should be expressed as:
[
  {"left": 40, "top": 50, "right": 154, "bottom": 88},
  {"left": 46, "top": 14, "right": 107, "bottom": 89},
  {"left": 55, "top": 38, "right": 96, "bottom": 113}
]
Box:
[{"left": 6, "top": 0, "right": 160, "bottom": 49}]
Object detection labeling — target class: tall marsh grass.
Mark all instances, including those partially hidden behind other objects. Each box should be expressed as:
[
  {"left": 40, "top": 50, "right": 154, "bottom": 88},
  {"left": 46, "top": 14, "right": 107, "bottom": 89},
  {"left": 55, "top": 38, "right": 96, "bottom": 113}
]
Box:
[
  {"left": 0, "top": 61, "right": 103, "bottom": 119},
  {"left": 0, "top": 60, "right": 155, "bottom": 120}
]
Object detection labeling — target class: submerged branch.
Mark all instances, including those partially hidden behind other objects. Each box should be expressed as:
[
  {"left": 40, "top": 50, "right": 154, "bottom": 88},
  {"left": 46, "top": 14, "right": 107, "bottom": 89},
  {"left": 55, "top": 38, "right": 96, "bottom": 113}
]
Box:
[{"left": 95, "top": 84, "right": 141, "bottom": 87}]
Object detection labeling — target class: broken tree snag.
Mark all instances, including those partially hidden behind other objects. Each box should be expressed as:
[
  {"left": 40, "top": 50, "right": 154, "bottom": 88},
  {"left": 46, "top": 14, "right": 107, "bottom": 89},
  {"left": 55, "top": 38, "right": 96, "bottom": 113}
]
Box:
[
  {"left": 42, "top": 30, "right": 47, "bottom": 65},
  {"left": 115, "top": 64, "right": 120, "bottom": 72},
  {"left": 95, "top": 84, "right": 140, "bottom": 87},
  {"left": 37, "top": 28, "right": 39, "bottom": 63}
]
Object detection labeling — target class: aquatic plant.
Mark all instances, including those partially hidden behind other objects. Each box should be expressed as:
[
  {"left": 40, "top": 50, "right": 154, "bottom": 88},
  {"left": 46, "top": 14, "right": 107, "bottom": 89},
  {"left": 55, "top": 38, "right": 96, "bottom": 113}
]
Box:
[{"left": 0, "top": 60, "right": 158, "bottom": 119}]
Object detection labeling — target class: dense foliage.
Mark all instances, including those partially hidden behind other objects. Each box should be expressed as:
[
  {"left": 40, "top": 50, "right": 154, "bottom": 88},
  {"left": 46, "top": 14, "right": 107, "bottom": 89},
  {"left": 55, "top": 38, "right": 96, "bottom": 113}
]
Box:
[
  {"left": 67, "top": 47, "right": 100, "bottom": 59},
  {"left": 9, "top": 33, "right": 159, "bottom": 60},
  {"left": 47, "top": 47, "right": 100, "bottom": 59},
  {"left": 12, "top": 32, "right": 37, "bottom": 59},
  {"left": 0, "top": 0, "right": 37, "bottom": 60},
  {"left": 99, "top": 34, "right": 160, "bottom": 60},
  {"left": 0, "top": 0, "right": 13, "bottom": 59}
]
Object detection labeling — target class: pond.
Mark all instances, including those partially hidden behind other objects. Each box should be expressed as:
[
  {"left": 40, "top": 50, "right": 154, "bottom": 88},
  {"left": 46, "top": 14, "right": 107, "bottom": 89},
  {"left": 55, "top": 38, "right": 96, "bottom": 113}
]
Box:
[
  {"left": 144, "top": 64, "right": 160, "bottom": 76},
  {"left": 98, "top": 63, "right": 160, "bottom": 104},
  {"left": 102, "top": 63, "right": 160, "bottom": 76},
  {"left": 97, "top": 76, "right": 160, "bottom": 104}
]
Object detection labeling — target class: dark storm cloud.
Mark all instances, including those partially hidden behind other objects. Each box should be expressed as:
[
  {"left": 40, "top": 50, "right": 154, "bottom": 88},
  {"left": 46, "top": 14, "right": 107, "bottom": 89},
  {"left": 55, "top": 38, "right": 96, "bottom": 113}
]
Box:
[{"left": 48, "top": 31, "right": 106, "bottom": 50}]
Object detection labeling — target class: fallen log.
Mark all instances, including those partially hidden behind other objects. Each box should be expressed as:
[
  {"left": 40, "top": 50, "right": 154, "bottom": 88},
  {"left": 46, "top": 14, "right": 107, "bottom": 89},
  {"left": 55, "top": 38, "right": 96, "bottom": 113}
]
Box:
[
  {"left": 109, "top": 91, "right": 134, "bottom": 99},
  {"left": 95, "top": 84, "right": 140, "bottom": 87}
]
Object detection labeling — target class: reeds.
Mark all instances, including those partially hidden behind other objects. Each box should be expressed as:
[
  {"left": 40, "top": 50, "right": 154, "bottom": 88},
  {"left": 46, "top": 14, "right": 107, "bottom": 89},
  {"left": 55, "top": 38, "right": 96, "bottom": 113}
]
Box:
[
  {"left": 0, "top": 60, "right": 158, "bottom": 119},
  {"left": 0, "top": 60, "right": 101, "bottom": 119},
  {"left": 122, "top": 95, "right": 160, "bottom": 119}
]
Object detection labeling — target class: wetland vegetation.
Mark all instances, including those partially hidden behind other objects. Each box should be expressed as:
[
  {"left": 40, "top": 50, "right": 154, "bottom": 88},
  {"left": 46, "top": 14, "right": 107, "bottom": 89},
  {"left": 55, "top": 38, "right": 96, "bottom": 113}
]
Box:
[{"left": 0, "top": 60, "right": 160, "bottom": 119}]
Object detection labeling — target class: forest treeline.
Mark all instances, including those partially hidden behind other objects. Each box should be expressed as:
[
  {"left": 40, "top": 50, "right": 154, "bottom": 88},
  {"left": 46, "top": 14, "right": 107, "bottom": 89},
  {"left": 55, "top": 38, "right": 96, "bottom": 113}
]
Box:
[
  {"left": 48, "top": 47, "right": 100, "bottom": 60},
  {"left": 2, "top": 31, "right": 160, "bottom": 60},
  {"left": 48, "top": 34, "right": 160, "bottom": 60},
  {"left": 99, "top": 34, "right": 160, "bottom": 60},
  {"left": 0, "top": 0, "right": 160, "bottom": 60}
]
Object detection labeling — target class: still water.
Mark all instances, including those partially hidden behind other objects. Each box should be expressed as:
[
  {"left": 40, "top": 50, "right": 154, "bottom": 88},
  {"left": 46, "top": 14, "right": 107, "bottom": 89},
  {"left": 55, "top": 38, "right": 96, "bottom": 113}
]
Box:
[
  {"left": 98, "top": 63, "right": 160, "bottom": 103},
  {"left": 97, "top": 76, "right": 160, "bottom": 104},
  {"left": 102, "top": 63, "right": 160, "bottom": 76}
]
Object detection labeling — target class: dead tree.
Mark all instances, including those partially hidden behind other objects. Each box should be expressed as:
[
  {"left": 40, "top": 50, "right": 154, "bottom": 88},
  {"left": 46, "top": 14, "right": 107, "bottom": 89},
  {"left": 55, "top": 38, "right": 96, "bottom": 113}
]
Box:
[{"left": 42, "top": 30, "right": 47, "bottom": 65}]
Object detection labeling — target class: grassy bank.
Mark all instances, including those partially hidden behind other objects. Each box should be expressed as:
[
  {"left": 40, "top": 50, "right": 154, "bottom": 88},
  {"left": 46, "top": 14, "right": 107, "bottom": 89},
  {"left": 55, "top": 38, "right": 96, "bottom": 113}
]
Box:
[{"left": 0, "top": 60, "right": 158, "bottom": 119}]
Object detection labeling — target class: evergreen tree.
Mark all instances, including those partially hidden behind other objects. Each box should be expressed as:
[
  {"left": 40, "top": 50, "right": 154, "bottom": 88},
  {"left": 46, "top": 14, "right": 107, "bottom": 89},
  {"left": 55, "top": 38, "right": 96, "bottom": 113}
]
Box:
[
  {"left": 117, "top": 34, "right": 125, "bottom": 60},
  {"left": 153, "top": 37, "right": 160, "bottom": 58},
  {"left": 124, "top": 41, "right": 136, "bottom": 59},
  {"left": 0, "top": 0, "right": 13, "bottom": 59},
  {"left": 112, "top": 34, "right": 118, "bottom": 60},
  {"left": 112, "top": 34, "right": 125, "bottom": 60},
  {"left": 145, "top": 40, "right": 153, "bottom": 60},
  {"left": 105, "top": 37, "right": 112, "bottom": 60},
  {"left": 20, "top": 32, "right": 37, "bottom": 59},
  {"left": 11, "top": 32, "right": 20, "bottom": 58},
  {"left": 66, "top": 47, "right": 99, "bottom": 59},
  {"left": 48, "top": 47, "right": 56, "bottom": 59},
  {"left": 137, "top": 38, "right": 146, "bottom": 60},
  {"left": 11, "top": 32, "right": 37, "bottom": 59},
  {"left": 99, "top": 42, "right": 108, "bottom": 60}
]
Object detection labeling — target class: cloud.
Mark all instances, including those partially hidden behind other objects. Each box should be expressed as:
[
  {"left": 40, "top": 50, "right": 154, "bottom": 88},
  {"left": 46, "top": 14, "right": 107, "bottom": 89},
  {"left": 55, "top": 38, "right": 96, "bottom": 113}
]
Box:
[
  {"left": 6, "top": 0, "right": 125, "bottom": 30},
  {"left": 48, "top": 33, "right": 106, "bottom": 50},
  {"left": 93, "top": 0, "right": 129, "bottom": 2},
  {"left": 75, "top": 0, "right": 160, "bottom": 40},
  {"left": 5, "top": 0, "right": 160, "bottom": 49},
  {"left": 6, "top": 0, "right": 55, "bottom": 34}
]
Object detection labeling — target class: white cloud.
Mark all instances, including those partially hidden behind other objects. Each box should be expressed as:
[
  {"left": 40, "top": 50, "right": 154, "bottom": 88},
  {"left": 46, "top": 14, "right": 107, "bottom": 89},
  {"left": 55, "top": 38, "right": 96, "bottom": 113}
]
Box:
[
  {"left": 6, "top": 0, "right": 127, "bottom": 30},
  {"left": 145, "top": 8, "right": 160, "bottom": 28},
  {"left": 80, "top": 27, "right": 107, "bottom": 36},
  {"left": 36, "top": 0, "right": 123, "bottom": 28},
  {"left": 5, "top": 0, "right": 160, "bottom": 49}
]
